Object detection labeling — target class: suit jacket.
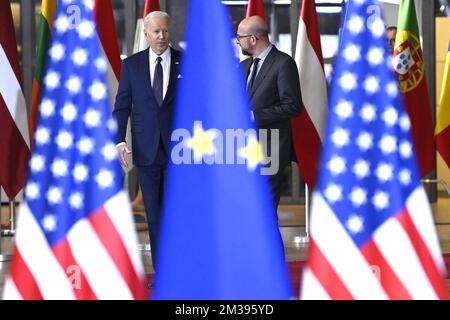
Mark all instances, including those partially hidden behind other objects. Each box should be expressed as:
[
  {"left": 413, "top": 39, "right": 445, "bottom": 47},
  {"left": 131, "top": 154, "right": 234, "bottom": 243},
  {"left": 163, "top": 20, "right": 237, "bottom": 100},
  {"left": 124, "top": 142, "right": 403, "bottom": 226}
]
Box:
[
  {"left": 241, "top": 46, "right": 302, "bottom": 169},
  {"left": 113, "top": 47, "right": 181, "bottom": 166}
]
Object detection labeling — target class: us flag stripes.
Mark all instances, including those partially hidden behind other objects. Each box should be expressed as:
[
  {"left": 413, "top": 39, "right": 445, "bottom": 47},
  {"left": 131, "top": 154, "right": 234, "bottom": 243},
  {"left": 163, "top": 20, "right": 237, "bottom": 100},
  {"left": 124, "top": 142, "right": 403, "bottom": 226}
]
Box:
[
  {"left": 3, "top": 0, "right": 146, "bottom": 300},
  {"left": 300, "top": 0, "right": 448, "bottom": 300}
]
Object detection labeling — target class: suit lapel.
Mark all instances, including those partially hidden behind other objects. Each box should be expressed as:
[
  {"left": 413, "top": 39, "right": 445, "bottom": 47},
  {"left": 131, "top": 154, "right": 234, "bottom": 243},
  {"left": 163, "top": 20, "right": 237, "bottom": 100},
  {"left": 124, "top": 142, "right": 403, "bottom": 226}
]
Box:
[
  {"left": 140, "top": 48, "right": 153, "bottom": 100},
  {"left": 163, "top": 47, "right": 179, "bottom": 105},
  {"left": 243, "top": 58, "right": 253, "bottom": 79},
  {"left": 250, "top": 46, "right": 277, "bottom": 98}
]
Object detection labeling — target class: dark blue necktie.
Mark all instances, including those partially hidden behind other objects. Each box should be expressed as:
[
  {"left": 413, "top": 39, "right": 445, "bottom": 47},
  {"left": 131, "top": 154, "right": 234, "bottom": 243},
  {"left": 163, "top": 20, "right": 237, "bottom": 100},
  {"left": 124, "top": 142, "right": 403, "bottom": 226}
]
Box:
[
  {"left": 247, "top": 57, "right": 260, "bottom": 91},
  {"left": 153, "top": 56, "right": 163, "bottom": 107}
]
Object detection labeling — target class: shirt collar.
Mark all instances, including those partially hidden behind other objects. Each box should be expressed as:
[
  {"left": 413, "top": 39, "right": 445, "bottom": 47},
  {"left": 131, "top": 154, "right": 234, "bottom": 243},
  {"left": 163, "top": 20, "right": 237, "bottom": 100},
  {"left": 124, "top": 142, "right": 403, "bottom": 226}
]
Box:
[
  {"left": 149, "top": 47, "right": 171, "bottom": 63},
  {"left": 256, "top": 44, "right": 273, "bottom": 61}
]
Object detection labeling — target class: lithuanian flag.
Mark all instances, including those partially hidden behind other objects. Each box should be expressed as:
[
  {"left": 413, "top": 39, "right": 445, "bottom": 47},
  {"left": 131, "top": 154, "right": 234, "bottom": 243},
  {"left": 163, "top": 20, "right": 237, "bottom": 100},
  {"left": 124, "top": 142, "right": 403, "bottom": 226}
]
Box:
[
  {"left": 29, "top": 0, "right": 57, "bottom": 142},
  {"left": 29, "top": 0, "right": 121, "bottom": 144},
  {"left": 393, "top": 0, "right": 435, "bottom": 177},
  {"left": 435, "top": 43, "right": 450, "bottom": 169}
]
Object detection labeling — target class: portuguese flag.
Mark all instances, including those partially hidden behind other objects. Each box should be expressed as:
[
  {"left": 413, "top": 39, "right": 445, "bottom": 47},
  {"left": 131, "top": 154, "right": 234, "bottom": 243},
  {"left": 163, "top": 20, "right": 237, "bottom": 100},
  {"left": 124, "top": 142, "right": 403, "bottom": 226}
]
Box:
[
  {"left": 393, "top": 0, "right": 435, "bottom": 177},
  {"left": 435, "top": 43, "right": 450, "bottom": 169},
  {"left": 29, "top": 0, "right": 57, "bottom": 143}
]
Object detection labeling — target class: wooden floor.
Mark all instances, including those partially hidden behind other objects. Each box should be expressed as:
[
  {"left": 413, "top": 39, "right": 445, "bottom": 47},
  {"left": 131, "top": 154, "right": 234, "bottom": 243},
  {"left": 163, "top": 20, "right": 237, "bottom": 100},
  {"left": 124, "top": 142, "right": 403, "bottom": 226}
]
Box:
[{"left": 0, "top": 197, "right": 449, "bottom": 298}]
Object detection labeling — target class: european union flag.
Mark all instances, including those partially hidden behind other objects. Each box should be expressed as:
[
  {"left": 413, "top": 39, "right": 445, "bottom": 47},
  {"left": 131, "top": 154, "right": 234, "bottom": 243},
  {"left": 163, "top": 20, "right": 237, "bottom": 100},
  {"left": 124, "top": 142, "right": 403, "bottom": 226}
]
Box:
[{"left": 153, "top": 0, "right": 292, "bottom": 299}]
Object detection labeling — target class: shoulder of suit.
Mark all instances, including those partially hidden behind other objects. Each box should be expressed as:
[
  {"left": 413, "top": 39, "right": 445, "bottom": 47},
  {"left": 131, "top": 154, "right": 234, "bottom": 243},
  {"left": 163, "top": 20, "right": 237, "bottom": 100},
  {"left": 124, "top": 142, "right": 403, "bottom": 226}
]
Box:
[
  {"left": 170, "top": 47, "right": 182, "bottom": 58},
  {"left": 123, "top": 48, "right": 148, "bottom": 64},
  {"left": 241, "top": 57, "right": 253, "bottom": 65},
  {"left": 270, "top": 47, "right": 296, "bottom": 63}
]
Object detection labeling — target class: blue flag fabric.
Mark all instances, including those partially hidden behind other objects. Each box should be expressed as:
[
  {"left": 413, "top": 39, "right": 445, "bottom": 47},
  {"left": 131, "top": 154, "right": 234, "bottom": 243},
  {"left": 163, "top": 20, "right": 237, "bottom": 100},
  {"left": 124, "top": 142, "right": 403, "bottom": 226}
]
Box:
[{"left": 153, "top": 0, "right": 292, "bottom": 300}]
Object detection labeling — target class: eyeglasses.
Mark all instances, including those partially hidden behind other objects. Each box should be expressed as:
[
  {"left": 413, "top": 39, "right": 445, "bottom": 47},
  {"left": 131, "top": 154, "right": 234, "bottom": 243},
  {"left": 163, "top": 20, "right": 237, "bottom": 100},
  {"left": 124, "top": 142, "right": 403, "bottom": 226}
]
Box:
[{"left": 236, "top": 34, "right": 252, "bottom": 41}]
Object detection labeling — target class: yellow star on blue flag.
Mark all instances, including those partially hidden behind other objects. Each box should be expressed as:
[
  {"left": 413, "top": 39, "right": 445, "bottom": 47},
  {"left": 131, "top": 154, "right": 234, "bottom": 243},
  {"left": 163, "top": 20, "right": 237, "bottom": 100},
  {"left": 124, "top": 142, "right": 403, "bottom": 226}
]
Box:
[
  {"left": 239, "top": 135, "right": 265, "bottom": 171},
  {"left": 186, "top": 123, "right": 217, "bottom": 161}
]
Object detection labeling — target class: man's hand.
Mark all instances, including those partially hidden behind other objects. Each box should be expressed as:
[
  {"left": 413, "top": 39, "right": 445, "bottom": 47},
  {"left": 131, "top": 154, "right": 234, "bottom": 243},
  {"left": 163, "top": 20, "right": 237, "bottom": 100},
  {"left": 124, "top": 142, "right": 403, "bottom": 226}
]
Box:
[{"left": 117, "top": 143, "right": 132, "bottom": 167}]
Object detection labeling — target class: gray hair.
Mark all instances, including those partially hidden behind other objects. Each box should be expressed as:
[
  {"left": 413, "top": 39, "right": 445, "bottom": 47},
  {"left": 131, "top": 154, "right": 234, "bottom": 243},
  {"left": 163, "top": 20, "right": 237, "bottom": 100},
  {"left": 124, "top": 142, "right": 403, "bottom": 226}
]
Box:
[{"left": 143, "top": 11, "right": 170, "bottom": 29}]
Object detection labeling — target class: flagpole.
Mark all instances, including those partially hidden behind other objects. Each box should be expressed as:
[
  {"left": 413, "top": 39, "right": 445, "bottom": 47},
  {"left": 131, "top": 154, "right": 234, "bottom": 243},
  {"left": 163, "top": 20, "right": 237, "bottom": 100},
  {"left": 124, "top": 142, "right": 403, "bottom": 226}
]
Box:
[
  {"left": 0, "top": 188, "right": 12, "bottom": 262},
  {"left": 8, "top": 200, "right": 16, "bottom": 236},
  {"left": 296, "top": 183, "right": 310, "bottom": 244},
  {"left": 305, "top": 184, "right": 309, "bottom": 242},
  {"left": 421, "top": 179, "right": 450, "bottom": 196}
]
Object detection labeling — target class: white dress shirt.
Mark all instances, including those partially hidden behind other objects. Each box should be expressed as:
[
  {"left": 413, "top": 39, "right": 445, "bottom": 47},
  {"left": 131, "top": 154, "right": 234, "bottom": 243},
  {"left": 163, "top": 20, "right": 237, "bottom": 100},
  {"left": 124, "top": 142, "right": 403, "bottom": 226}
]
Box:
[
  {"left": 117, "top": 47, "right": 172, "bottom": 148},
  {"left": 246, "top": 44, "right": 273, "bottom": 87},
  {"left": 149, "top": 47, "right": 171, "bottom": 100},
  {"left": 247, "top": 44, "right": 273, "bottom": 122}
]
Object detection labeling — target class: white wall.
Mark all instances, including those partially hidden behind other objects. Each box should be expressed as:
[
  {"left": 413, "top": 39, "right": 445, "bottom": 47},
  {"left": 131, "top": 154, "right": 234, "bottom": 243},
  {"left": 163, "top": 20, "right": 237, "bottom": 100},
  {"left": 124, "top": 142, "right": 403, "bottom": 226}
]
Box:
[{"left": 381, "top": 0, "right": 423, "bottom": 34}]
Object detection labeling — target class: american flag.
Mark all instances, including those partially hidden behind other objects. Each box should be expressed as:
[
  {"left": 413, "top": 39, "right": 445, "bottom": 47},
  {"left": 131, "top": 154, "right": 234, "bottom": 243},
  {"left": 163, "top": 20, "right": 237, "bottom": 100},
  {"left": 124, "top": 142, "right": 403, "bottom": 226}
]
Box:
[
  {"left": 300, "top": 0, "right": 448, "bottom": 300},
  {"left": 3, "top": 0, "right": 146, "bottom": 300}
]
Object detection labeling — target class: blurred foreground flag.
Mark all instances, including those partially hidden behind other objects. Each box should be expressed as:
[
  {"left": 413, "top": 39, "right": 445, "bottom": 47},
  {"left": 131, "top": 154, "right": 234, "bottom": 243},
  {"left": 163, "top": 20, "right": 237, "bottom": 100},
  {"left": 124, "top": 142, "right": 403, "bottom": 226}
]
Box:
[
  {"left": 3, "top": 0, "right": 146, "bottom": 300},
  {"left": 300, "top": 0, "right": 448, "bottom": 300},
  {"left": 29, "top": 0, "right": 121, "bottom": 140},
  {"left": 0, "top": 0, "right": 30, "bottom": 200},
  {"left": 153, "top": 0, "right": 291, "bottom": 300},
  {"left": 435, "top": 43, "right": 450, "bottom": 169}
]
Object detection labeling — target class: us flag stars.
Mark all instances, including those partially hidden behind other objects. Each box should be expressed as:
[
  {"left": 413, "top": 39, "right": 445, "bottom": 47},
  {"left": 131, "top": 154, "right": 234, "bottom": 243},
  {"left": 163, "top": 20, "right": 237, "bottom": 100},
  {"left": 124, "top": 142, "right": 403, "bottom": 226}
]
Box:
[
  {"left": 318, "top": 0, "right": 418, "bottom": 244},
  {"left": 24, "top": 0, "right": 121, "bottom": 242},
  {"left": 3, "top": 0, "right": 147, "bottom": 300},
  {"left": 302, "top": 0, "right": 448, "bottom": 300}
]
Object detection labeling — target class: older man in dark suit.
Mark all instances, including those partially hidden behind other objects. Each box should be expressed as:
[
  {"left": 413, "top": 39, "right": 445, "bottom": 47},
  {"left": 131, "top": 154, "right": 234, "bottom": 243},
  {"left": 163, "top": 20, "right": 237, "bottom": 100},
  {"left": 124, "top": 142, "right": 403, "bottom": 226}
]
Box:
[
  {"left": 237, "top": 16, "right": 302, "bottom": 210},
  {"left": 113, "top": 11, "right": 181, "bottom": 274}
]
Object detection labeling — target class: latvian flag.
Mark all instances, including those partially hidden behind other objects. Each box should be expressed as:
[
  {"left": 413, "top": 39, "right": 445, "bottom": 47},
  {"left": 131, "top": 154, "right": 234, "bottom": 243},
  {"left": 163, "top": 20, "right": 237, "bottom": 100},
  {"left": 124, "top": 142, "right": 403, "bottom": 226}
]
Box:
[{"left": 0, "top": 0, "right": 31, "bottom": 200}]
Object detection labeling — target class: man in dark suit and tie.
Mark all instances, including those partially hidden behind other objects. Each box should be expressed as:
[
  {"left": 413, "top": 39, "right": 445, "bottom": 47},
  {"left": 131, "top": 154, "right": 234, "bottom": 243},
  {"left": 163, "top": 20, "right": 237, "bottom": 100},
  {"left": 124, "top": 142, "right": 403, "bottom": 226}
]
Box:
[
  {"left": 237, "top": 16, "right": 301, "bottom": 210},
  {"left": 113, "top": 11, "right": 181, "bottom": 275}
]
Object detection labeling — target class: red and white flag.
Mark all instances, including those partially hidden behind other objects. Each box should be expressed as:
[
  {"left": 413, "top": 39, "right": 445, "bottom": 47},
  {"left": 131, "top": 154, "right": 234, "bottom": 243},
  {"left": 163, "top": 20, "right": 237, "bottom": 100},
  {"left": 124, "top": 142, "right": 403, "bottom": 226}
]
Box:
[
  {"left": 292, "top": 0, "right": 327, "bottom": 189},
  {"left": 134, "top": 0, "right": 161, "bottom": 53},
  {"left": 0, "top": 0, "right": 31, "bottom": 200},
  {"left": 246, "top": 0, "right": 266, "bottom": 20},
  {"left": 93, "top": 0, "right": 121, "bottom": 111}
]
